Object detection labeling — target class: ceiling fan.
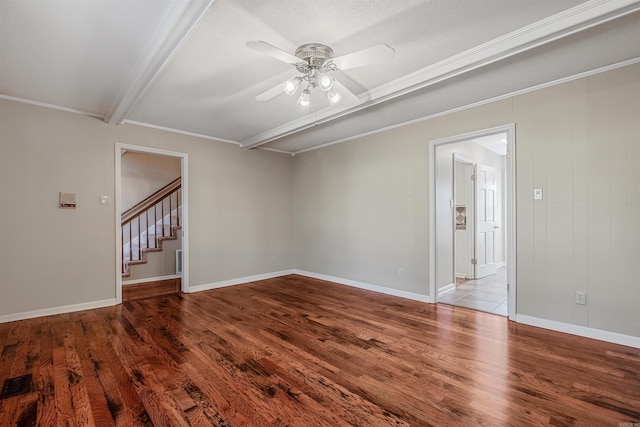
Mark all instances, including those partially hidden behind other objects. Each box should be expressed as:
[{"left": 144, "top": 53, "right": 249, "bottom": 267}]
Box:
[{"left": 246, "top": 41, "right": 394, "bottom": 110}]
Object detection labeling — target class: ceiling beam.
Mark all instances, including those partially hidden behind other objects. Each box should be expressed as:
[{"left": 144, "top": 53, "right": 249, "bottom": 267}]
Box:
[
  {"left": 105, "top": 0, "right": 215, "bottom": 125},
  {"left": 240, "top": 0, "right": 640, "bottom": 149}
]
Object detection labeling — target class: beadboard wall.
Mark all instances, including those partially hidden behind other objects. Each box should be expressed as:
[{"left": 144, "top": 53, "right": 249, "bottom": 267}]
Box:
[{"left": 293, "top": 62, "right": 640, "bottom": 339}]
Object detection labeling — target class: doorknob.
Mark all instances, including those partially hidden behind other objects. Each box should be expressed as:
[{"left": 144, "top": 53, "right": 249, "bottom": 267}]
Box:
[{"left": 494, "top": 226, "right": 499, "bottom": 229}]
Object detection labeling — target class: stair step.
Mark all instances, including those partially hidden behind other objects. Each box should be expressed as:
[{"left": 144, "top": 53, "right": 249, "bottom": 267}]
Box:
[{"left": 122, "top": 226, "right": 182, "bottom": 278}]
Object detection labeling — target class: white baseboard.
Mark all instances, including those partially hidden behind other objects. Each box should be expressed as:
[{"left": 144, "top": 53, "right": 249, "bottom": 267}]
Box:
[
  {"left": 123, "top": 274, "right": 181, "bottom": 285},
  {"left": 294, "top": 270, "right": 432, "bottom": 303},
  {"left": 516, "top": 314, "right": 640, "bottom": 349},
  {"left": 0, "top": 298, "right": 117, "bottom": 324},
  {"left": 187, "top": 270, "right": 296, "bottom": 293},
  {"left": 438, "top": 283, "right": 456, "bottom": 296}
]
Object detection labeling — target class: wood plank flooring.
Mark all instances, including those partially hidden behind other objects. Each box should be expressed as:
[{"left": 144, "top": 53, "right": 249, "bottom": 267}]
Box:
[
  {"left": 122, "top": 278, "right": 181, "bottom": 301},
  {"left": 1, "top": 274, "right": 639, "bottom": 426}
]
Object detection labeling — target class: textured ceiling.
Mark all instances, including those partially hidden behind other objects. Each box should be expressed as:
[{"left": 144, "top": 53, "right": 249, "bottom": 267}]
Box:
[{"left": 1, "top": 0, "right": 639, "bottom": 154}]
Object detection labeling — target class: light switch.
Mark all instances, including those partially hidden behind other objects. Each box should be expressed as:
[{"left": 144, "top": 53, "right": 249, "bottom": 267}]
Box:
[
  {"left": 99, "top": 195, "right": 112, "bottom": 205},
  {"left": 534, "top": 188, "right": 543, "bottom": 200}
]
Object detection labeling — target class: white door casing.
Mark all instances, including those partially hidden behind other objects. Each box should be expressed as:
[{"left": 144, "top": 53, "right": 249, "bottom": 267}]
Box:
[
  {"left": 474, "top": 164, "right": 498, "bottom": 279},
  {"left": 115, "top": 143, "right": 189, "bottom": 304},
  {"left": 429, "top": 124, "right": 515, "bottom": 320}
]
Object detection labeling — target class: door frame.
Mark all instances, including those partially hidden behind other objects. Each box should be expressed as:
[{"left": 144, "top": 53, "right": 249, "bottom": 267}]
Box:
[
  {"left": 114, "top": 143, "right": 189, "bottom": 304},
  {"left": 428, "top": 124, "right": 516, "bottom": 320},
  {"left": 453, "top": 153, "right": 475, "bottom": 282}
]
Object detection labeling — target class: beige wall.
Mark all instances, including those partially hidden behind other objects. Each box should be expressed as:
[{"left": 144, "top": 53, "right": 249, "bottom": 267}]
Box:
[
  {"left": 0, "top": 98, "right": 293, "bottom": 317},
  {"left": 2, "top": 62, "right": 639, "bottom": 340},
  {"left": 293, "top": 62, "right": 640, "bottom": 338},
  {"left": 293, "top": 131, "right": 430, "bottom": 293},
  {"left": 120, "top": 151, "right": 181, "bottom": 212}
]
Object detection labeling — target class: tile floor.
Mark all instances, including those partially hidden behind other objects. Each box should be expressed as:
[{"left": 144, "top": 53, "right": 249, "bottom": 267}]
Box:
[{"left": 438, "top": 266, "right": 508, "bottom": 316}]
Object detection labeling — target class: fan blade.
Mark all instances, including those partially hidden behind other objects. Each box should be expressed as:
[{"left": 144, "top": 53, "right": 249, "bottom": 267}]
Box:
[
  {"left": 255, "top": 81, "right": 285, "bottom": 102},
  {"left": 332, "top": 78, "right": 360, "bottom": 106},
  {"left": 245, "top": 41, "right": 301, "bottom": 65},
  {"left": 330, "top": 44, "right": 395, "bottom": 71}
]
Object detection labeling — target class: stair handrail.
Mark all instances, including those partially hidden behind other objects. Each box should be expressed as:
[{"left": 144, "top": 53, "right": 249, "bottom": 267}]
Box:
[
  {"left": 122, "top": 177, "right": 181, "bottom": 223},
  {"left": 121, "top": 177, "right": 182, "bottom": 274}
]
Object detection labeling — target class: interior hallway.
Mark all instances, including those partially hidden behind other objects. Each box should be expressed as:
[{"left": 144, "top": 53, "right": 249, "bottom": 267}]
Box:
[{"left": 439, "top": 266, "right": 508, "bottom": 316}]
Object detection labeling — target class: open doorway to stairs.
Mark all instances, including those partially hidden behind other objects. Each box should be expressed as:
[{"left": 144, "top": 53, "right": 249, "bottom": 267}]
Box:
[
  {"left": 429, "top": 125, "right": 516, "bottom": 320},
  {"left": 115, "top": 144, "right": 189, "bottom": 304}
]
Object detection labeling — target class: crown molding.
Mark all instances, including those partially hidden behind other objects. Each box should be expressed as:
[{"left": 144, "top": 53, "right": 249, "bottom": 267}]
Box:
[
  {"left": 0, "top": 94, "right": 106, "bottom": 119},
  {"left": 291, "top": 56, "right": 640, "bottom": 155},
  {"left": 122, "top": 119, "right": 240, "bottom": 145}
]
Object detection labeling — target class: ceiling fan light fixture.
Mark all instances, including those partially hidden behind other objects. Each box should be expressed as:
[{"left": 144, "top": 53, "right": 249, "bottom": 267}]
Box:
[
  {"left": 283, "top": 77, "right": 300, "bottom": 96},
  {"left": 319, "top": 75, "right": 334, "bottom": 91},
  {"left": 248, "top": 40, "right": 393, "bottom": 110},
  {"left": 297, "top": 88, "right": 311, "bottom": 108},
  {"left": 326, "top": 89, "right": 341, "bottom": 105}
]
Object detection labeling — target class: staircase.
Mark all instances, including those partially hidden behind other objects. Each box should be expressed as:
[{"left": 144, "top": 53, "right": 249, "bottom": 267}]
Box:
[{"left": 122, "top": 177, "right": 182, "bottom": 278}]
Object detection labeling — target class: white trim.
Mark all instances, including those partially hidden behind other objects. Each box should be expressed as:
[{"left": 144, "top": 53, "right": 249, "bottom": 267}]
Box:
[
  {"left": 188, "top": 270, "right": 296, "bottom": 293},
  {"left": 429, "top": 124, "right": 517, "bottom": 318},
  {"left": 4, "top": 55, "right": 639, "bottom": 158},
  {"left": 294, "top": 270, "right": 432, "bottom": 303},
  {"left": 106, "top": 0, "right": 214, "bottom": 124},
  {"left": 438, "top": 283, "right": 456, "bottom": 296},
  {"left": 122, "top": 274, "right": 181, "bottom": 286},
  {"left": 0, "top": 94, "right": 106, "bottom": 119},
  {"left": 505, "top": 126, "right": 517, "bottom": 320},
  {"left": 242, "top": 0, "right": 640, "bottom": 150},
  {"left": 497, "top": 262, "right": 507, "bottom": 269},
  {"left": 115, "top": 146, "right": 123, "bottom": 304},
  {"left": 292, "top": 56, "right": 640, "bottom": 156},
  {"left": 0, "top": 299, "right": 116, "bottom": 324},
  {"left": 517, "top": 315, "right": 640, "bottom": 349},
  {"left": 122, "top": 120, "right": 241, "bottom": 146},
  {"left": 257, "top": 146, "right": 297, "bottom": 156},
  {"left": 115, "top": 143, "right": 189, "bottom": 303}
]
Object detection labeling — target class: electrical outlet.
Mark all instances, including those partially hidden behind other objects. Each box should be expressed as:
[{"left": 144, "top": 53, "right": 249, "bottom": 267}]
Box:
[
  {"left": 576, "top": 291, "right": 586, "bottom": 305},
  {"left": 397, "top": 267, "right": 405, "bottom": 278}
]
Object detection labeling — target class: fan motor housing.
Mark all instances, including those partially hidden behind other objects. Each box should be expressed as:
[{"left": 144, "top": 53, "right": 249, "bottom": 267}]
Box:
[{"left": 295, "top": 43, "right": 334, "bottom": 68}]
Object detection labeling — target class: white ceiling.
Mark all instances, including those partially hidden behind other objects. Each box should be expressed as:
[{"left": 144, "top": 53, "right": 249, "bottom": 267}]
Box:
[
  {"left": 472, "top": 133, "right": 507, "bottom": 156},
  {"left": 1, "top": 0, "right": 640, "bottom": 154}
]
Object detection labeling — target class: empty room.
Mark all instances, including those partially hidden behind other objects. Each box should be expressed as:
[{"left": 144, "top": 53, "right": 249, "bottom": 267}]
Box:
[{"left": 1, "top": 1, "right": 639, "bottom": 425}]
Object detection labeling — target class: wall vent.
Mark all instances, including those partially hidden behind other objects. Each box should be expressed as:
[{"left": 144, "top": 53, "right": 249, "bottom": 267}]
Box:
[
  {"left": 1, "top": 374, "right": 32, "bottom": 400},
  {"left": 176, "top": 249, "right": 183, "bottom": 274}
]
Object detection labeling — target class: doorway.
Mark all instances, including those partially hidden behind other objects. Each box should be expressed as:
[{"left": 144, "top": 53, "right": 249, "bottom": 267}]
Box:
[
  {"left": 428, "top": 125, "right": 516, "bottom": 319},
  {"left": 114, "top": 143, "right": 189, "bottom": 304}
]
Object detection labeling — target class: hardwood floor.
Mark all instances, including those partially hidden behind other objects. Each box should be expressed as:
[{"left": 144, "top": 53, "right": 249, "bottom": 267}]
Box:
[
  {"left": 1, "top": 275, "right": 639, "bottom": 426},
  {"left": 122, "top": 278, "right": 181, "bottom": 301}
]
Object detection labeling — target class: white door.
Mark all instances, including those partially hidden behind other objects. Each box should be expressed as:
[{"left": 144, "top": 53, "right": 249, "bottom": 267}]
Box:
[{"left": 474, "top": 164, "right": 498, "bottom": 278}]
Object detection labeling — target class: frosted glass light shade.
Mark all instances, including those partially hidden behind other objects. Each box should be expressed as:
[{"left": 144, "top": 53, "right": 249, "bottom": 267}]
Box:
[
  {"left": 283, "top": 77, "right": 300, "bottom": 96},
  {"left": 319, "top": 75, "right": 334, "bottom": 91},
  {"left": 297, "top": 89, "right": 311, "bottom": 108},
  {"left": 327, "top": 89, "right": 341, "bottom": 105}
]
